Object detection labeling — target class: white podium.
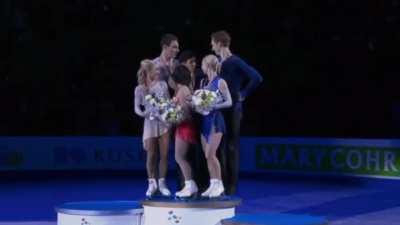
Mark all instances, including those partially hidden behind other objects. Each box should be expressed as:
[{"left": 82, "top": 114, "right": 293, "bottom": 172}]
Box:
[
  {"left": 55, "top": 201, "right": 143, "bottom": 225},
  {"left": 141, "top": 197, "right": 241, "bottom": 225}
]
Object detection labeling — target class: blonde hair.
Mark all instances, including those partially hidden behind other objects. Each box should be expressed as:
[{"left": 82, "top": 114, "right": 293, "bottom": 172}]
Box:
[
  {"left": 202, "top": 54, "right": 221, "bottom": 74},
  {"left": 137, "top": 59, "right": 155, "bottom": 85}
]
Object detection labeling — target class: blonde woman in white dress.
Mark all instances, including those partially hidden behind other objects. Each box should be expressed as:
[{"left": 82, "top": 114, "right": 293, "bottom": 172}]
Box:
[{"left": 134, "top": 59, "right": 172, "bottom": 197}]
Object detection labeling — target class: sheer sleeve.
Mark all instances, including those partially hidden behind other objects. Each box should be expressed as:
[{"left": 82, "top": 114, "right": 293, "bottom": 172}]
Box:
[
  {"left": 134, "top": 86, "right": 146, "bottom": 117},
  {"left": 214, "top": 79, "right": 232, "bottom": 110}
]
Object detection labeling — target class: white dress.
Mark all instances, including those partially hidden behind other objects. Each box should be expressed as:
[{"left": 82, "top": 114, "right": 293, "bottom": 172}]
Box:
[{"left": 134, "top": 81, "right": 170, "bottom": 149}]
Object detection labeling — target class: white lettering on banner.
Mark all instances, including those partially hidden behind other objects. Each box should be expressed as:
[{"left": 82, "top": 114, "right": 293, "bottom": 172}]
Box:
[
  {"left": 257, "top": 144, "right": 399, "bottom": 173},
  {"left": 92, "top": 148, "right": 139, "bottom": 163},
  {"left": 259, "top": 146, "right": 279, "bottom": 165},
  {"left": 384, "top": 151, "right": 398, "bottom": 172},
  {"left": 95, "top": 149, "right": 105, "bottom": 161},
  {"left": 299, "top": 148, "right": 312, "bottom": 168},
  {"left": 366, "top": 150, "right": 380, "bottom": 171},
  {"left": 346, "top": 150, "right": 362, "bottom": 170},
  {"left": 314, "top": 148, "right": 327, "bottom": 169},
  {"left": 330, "top": 149, "right": 344, "bottom": 169},
  {"left": 281, "top": 147, "right": 296, "bottom": 166}
]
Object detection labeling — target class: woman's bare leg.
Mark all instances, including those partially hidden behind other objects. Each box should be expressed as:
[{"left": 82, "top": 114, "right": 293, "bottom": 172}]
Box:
[
  {"left": 158, "top": 131, "right": 170, "bottom": 178},
  {"left": 202, "top": 133, "right": 223, "bottom": 179},
  {"left": 144, "top": 138, "right": 158, "bottom": 178},
  {"left": 175, "top": 136, "right": 192, "bottom": 180}
]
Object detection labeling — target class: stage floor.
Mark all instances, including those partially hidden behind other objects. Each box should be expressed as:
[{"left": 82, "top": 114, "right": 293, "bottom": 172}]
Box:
[{"left": 1, "top": 173, "right": 400, "bottom": 225}]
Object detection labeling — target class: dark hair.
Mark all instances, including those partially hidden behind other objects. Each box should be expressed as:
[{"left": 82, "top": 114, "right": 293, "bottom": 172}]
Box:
[
  {"left": 211, "top": 30, "right": 231, "bottom": 47},
  {"left": 172, "top": 65, "right": 192, "bottom": 86},
  {"left": 178, "top": 50, "right": 196, "bottom": 63},
  {"left": 160, "top": 33, "right": 178, "bottom": 48}
]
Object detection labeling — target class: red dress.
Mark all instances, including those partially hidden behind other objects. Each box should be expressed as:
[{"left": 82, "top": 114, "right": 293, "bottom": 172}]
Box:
[
  {"left": 175, "top": 120, "right": 197, "bottom": 144},
  {"left": 174, "top": 88, "right": 198, "bottom": 144}
]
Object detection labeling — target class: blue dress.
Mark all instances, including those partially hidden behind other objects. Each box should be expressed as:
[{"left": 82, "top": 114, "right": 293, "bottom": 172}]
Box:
[{"left": 201, "top": 76, "right": 226, "bottom": 142}]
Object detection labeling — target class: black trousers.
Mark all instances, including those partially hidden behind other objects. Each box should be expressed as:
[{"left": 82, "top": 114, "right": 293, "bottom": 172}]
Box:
[{"left": 220, "top": 102, "right": 242, "bottom": 195}]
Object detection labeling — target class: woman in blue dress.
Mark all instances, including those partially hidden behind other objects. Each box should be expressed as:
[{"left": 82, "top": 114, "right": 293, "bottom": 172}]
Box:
[{"left": 197, "top": 55, "right": 232, "bottom": 198}]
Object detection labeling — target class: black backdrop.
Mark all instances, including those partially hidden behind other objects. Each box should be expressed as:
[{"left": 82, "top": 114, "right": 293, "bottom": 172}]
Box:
[{"left": 1, "top": 0, "right": 399, "bottom": 138}]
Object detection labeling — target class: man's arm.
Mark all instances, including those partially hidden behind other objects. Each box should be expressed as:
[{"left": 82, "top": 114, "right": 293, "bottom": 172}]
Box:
[{"left": 237, "top": 57, "right": 263, "bottom": 100}]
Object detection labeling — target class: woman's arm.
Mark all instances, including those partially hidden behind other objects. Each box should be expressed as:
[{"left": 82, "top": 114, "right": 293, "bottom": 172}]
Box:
[
  {"left": 134, "top": 86, "right": 146, "bottom": 117},
  {"left": 176, "top": 86, "right": 193, "bottom": 117},
  {"left": 176, "top": 86, "right": 191, "bottom": 105},
  {"left": 214, "top": 79, "right": 232, "bottom": 110}
]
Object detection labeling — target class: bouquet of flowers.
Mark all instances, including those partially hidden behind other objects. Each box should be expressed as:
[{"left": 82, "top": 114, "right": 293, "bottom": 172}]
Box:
[
  {"left": 160, "top": 102, "right": 184, "bottom": 124},
  {"left": 191, "top": 89, "right": 222, "bottom": 115},
  {"left": 144, "top": 93, "right": 169, "bottom": 120},
  {"left": 144, "top": 94, "right": 184, "bottom": 124}
]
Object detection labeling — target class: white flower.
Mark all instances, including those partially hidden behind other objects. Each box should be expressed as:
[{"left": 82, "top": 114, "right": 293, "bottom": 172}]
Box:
[
  {"left": 149, "top": 99, "right": 156, "bottom": 105},
  {"left": 191, "top": 89, "right": 221, "bottom": 113},
  {"left": 192, "top": 96, "right": 202, "bottom": 106},
  {"left": 193, "top": 90, "right": 202, "bottom": 96},
  {"left": 159, "top": 97, "right": 167, "bottom": 103},
  {"left": 160, "top": 112, "right": 168, "bottom": 121}
]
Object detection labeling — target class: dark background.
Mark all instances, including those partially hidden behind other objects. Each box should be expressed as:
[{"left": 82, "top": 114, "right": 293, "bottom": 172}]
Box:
[{"left": 1, "top": 0, "right": 399, "bottom": 138}]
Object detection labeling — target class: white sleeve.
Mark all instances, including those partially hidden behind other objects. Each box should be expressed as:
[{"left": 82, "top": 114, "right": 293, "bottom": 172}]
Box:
[
  {"left": 213, "top": 79, "right": 232, "bottom": 110},
  {"left": 134, "top": 86, "right": 146, "bottom": 117}
]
